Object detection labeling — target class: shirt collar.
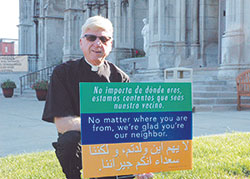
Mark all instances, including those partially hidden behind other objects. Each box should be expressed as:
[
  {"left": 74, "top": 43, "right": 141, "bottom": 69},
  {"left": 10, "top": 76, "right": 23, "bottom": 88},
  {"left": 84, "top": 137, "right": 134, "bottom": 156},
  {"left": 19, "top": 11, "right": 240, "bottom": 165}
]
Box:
[{"left": 84, "top": 58, "right": 104, "bottom": 72}]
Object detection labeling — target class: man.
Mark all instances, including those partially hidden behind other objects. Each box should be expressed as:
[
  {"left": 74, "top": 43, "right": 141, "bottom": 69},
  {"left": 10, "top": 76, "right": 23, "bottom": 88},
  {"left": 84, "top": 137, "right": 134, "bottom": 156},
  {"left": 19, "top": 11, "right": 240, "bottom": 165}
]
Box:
[{"left": 42, "top": 16, "right": 153, "bottom": 179}]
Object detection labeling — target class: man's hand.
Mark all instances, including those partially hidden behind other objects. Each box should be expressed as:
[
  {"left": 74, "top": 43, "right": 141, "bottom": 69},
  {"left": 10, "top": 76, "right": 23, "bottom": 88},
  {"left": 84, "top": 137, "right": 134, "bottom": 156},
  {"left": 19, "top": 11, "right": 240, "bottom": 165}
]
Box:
[
  {"left": 54, "top": 116, "right": 81, "bottom": 134},
  {"left": 136, "top": 173, "right": 154, "bottom": 179}
]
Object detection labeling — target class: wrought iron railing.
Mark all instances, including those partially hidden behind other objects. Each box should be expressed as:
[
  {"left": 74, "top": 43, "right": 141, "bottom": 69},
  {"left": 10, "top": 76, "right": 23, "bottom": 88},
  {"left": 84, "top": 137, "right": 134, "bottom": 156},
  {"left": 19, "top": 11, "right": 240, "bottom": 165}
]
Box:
[{"left": 19, "top": 64, "right": 57, "bottom": 95}]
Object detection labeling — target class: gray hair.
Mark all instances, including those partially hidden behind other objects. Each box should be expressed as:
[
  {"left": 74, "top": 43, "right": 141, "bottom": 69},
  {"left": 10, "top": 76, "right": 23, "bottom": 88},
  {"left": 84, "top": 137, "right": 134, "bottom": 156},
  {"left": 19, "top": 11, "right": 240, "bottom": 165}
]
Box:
[{"left": 80, "top": 16, "right": 113, "bottom": 39}]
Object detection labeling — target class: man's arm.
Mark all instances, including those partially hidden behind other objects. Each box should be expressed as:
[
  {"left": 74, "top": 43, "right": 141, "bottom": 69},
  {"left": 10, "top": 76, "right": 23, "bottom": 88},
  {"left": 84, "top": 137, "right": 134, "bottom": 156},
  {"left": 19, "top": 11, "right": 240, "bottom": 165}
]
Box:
[{"left": 54, "top": 116, "right": 81, "bottom": 134}]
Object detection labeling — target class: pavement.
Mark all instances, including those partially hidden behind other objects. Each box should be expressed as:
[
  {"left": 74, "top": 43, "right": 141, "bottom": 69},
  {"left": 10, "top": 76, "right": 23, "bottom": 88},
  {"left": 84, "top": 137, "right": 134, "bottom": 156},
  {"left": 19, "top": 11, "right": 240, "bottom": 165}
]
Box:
[{"left": 0, "top": 93, "right": 250, "bottom": 157}]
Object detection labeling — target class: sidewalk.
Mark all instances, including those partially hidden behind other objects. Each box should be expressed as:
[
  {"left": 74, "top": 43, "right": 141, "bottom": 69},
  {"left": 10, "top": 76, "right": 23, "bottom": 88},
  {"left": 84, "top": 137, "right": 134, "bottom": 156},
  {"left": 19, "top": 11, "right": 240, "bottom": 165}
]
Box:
[
  {"left": 0, "top": 94, "right": 250, "bottom": 157},
  {"left": 0, "top": 94, "right": 57, "bottom": 157}
]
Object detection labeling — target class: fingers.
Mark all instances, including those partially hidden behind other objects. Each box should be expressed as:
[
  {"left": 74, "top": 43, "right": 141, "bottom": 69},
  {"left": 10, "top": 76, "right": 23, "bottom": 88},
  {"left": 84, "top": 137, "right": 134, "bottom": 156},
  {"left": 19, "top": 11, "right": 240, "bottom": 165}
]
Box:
[{"left": 136, "top": 173, "right": 154, "bottom": 179}]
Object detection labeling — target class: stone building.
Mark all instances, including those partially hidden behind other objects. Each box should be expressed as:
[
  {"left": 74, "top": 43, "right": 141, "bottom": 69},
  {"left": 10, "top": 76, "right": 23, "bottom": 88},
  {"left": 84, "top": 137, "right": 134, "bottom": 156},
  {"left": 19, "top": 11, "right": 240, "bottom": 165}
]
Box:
[{"left": 18, "top": 0, "right": 250, "bottom": 80}]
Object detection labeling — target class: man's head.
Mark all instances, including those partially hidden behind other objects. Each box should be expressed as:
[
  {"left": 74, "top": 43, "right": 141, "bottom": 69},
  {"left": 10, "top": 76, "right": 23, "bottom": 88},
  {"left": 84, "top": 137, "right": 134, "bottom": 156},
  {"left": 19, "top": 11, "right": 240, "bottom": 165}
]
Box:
[{"left": 80, "top": 16, "right": 113, "bottom": 66}]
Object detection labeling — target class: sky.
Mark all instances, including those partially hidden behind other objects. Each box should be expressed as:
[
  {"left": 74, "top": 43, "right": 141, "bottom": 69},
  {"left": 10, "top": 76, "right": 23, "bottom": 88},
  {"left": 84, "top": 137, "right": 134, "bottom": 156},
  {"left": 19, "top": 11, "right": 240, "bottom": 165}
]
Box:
[{"left": 0, "top": 0, "right": 19, "bottom": 39}]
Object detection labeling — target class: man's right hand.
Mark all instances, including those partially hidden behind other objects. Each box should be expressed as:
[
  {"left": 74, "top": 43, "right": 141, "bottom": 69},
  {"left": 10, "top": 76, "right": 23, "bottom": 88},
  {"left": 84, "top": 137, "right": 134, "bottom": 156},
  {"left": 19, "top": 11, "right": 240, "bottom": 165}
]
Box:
[
  {"left": 136, "top": 173, "right": 154, "bottom": 179},
  {"left": 54, "top": 116, "right": 81, "bottom": 134}
]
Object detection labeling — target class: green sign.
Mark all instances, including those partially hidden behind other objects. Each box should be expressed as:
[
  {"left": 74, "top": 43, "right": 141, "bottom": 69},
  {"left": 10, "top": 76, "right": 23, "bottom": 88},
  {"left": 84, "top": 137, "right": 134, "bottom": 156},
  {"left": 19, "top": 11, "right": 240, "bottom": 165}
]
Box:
[{"left": 80, "top": 82, "right": 192, "bottom": 113}]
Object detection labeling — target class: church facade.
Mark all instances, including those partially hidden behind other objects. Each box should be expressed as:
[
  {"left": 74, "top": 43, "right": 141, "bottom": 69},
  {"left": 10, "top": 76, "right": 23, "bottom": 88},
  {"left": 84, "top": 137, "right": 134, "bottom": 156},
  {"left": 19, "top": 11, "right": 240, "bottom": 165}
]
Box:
[{"left": 18, "top": 0, "right": 250, "bottom": 80}]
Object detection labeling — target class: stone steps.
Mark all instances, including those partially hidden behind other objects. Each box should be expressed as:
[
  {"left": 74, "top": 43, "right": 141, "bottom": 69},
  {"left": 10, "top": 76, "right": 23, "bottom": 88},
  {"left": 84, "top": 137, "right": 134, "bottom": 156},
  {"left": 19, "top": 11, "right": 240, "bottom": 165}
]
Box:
[
  {"left": 193, "top": 91, "right": 237, "bottom": 98},
  {"left": 193, "top": 80, "right": 227, "bottom": 85},
  {"left": 190, "top": 67, "right": 242, "bottom": 111},
  {"left": 193, "top": 85, "right": 235, "bottom": 92},
  {"left": 192, "top": 77, "right": 239, "bottom": 111},
  {"left": 128, "top": 67, "right": 244, "bottom": 112},
  {"left": 194, "top": 104, "right": 237, "bottom": 112},
  {"left": 193, "top": 97, "right": 250, "bottom": 105},
  {"left": 192, "top": 67, "right": 246, "bottom": 111}
]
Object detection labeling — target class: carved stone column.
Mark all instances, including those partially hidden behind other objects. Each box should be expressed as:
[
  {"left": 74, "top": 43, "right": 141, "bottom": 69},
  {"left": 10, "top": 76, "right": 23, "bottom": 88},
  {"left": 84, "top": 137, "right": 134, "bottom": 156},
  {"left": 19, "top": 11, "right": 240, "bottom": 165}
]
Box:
[
  {"left": 18, "top": 0, "right": 35, "bottom": 54},
  {"left": 218, "top": 0, "right": 249, "bottom": 79},
  {"left": 190, "top": 0, "right": 200, "bottom": 60},
  {"left": 63, "top": 0, "right": 85, "bottom": 62},
  {"left": 108, "top": 0, "right": 135, "bottom": 65},
  {"left": 148, "top": 0, "right": 187, "bottom": 69},
  {"left": 174, "top": 0, "right": 187, "bottom": 67},
  {"left": 148, "top": 0, "right": 161, "bottom": 69},
  {"left": 38, "top": 0, "right": 65, "bottom": 67}
]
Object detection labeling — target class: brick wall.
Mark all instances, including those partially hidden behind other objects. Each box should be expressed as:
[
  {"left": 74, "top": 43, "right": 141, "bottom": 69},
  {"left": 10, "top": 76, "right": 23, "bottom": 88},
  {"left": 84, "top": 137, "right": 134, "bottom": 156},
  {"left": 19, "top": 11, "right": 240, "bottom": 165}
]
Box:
[{"left": 0, "top": 42, "right": 15, "bottom": 55}]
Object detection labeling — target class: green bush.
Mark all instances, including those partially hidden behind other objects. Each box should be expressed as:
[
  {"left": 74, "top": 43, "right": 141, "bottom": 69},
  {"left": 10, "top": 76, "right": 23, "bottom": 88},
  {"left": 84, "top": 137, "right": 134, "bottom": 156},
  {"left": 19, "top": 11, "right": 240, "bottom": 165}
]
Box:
[
  {"left": 1, "top": 79, "right": 16, "bottom": 89},
  {"left": 31, "top": 80, "right": 49, "bottom": 90}
]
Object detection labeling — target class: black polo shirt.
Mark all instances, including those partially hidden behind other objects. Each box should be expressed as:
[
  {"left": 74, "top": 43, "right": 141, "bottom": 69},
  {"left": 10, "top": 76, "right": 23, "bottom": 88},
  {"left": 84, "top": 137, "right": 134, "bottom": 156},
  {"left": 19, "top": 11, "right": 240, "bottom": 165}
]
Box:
[{"left": 42, "top": 57, "right": 129, "bottom": 123}]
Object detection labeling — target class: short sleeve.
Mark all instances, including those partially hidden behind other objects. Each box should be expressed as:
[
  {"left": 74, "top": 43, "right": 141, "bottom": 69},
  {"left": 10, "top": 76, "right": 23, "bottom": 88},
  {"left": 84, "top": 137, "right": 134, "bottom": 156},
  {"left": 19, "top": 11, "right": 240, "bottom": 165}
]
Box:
[{"left": 42, "top": 66, "right": 75, "bottom": 123}]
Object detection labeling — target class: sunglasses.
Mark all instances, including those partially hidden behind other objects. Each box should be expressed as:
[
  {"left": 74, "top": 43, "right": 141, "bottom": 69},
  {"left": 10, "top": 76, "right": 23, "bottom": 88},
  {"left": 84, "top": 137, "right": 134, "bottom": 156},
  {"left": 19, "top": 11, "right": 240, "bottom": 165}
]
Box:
[{"left": 83, "top": 34, "right": 112, "bottom": 43}]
